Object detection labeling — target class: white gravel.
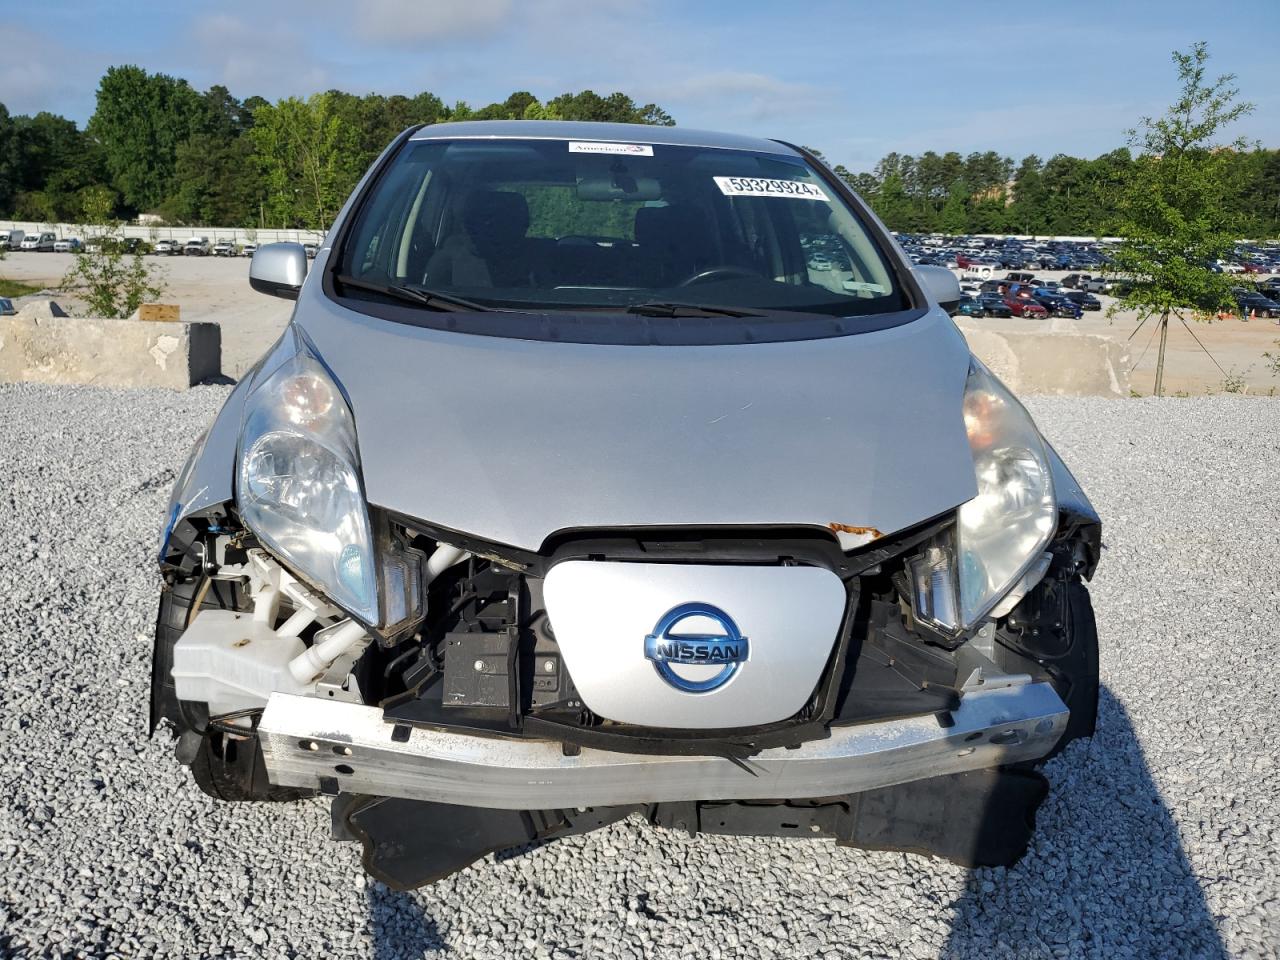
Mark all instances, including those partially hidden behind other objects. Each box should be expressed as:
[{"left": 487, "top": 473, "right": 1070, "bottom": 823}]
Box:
[{"left": 0, "top": 384, "right": 1277, "bottom": 959}]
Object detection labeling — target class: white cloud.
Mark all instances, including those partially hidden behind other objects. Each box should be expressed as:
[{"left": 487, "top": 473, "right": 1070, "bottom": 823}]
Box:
[
  {"left": 185, "top": 14, "right": 331, "bottom": 99},
  {"left": 346, "top": 0, "right": 514, "bottom": 44},
  {"left": 650, "top": 71, "right": 821, "bottom": 122}
]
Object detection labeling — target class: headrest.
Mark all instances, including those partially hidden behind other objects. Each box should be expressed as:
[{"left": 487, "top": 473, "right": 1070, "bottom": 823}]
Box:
[
  {"left": 463, "top": 191, "right": 530, "bottom": 250},
  {"left": 634, "top": 206, "right": 672, "bottom": 248},
  {"left": 634, "top": 205, "right": 708, "bottom": 252}
]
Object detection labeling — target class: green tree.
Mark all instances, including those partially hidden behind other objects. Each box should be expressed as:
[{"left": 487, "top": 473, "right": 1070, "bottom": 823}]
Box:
[
  {"left": 249, "top": 93, "right": 363, "bottom": 229},
  {"left": 874, "top": 174, "right": 915, "bottom": 231},
  {"left": 545, "top": 90, "right": 674, "bottom": 126},
  {"left": 522, "top": 100, "right": 564, "bottom": 121},
  {"left": 4, "top": 111, "right": 106, "bottom": 220},
  {"left": 163, "top": 132, "right": 259, "bottom": 225},
  {"left": 1007, "top": 155, "right": 1047, "bottom": 235},
  {"left": 88, "top": 65, "right": 204, "bottom": 212},
  {"left": 833, "top": 164, "right": 879, "bottom": 201},
  {"left": 938, "top": 180, "right": 969, "bottom": 234},
  {"left": 1110, "top": 42, "right": 1254, "bottom": 395},
  {"left": 1041, "top": 154, "right": 1086, "bottom": 234},
  {"left": 0, "top": 103, "right": 16, "bottom": 214}
]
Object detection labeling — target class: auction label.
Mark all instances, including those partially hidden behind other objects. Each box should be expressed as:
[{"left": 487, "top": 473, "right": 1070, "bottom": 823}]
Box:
[
  {"left": 568, "top": 141, "right": 654, "bottom": 156},
  {"left": 714, "top": 176, "right": 830, "bottom": 201}
]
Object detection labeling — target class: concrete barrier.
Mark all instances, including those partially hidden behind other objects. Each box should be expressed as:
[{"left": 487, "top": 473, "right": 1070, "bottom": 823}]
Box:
[
  {"left": 0, "top": 302, "right": 221, "bottom": 389},
  {"left": 955, "top": 320, "right": 1130, "bottom": 397}
]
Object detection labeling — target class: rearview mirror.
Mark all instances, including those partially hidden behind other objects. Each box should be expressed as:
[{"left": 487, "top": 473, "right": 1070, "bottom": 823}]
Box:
[
  {"left": 576, "top": 177, "right": 662, "bottom": 201},
  {"left": 916, "top": 264, "right": 962, "bottom": 313},
  {"left": 249, "top": 243, "right": 308, "bottom": 300}
]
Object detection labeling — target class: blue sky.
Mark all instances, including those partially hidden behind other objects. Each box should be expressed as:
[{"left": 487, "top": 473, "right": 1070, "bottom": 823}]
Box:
[{"left": 2, "top": 0, "right": 1275, "bottom": 171}]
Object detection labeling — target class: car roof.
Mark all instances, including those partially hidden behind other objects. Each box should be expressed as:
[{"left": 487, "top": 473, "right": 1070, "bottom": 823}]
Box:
[{"left": 407, "top": 120, "right": 799, "bottom": 156}]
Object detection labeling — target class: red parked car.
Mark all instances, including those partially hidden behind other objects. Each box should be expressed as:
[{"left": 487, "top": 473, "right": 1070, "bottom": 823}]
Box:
[{"left": 1004, "top": 297, "right": 1049, "bottom": 318}]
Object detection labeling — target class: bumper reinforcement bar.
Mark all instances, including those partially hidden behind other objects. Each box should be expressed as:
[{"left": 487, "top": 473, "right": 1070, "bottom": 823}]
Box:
[{"left": 259, "top": 681, "right": 1068, "bottom": 807}]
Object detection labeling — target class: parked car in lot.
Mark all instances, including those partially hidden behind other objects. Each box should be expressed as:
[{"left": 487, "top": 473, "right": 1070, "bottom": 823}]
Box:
[
  {"left": 1005, "top": 296, "right": 1049, "bottom": 318},
  {"left": 184, "top": 237, "right": 212, "bottom": 256},
  {"left": 997, "top": 253, "right": 1031, "bottom": 270},
  {"left": 976, "top": 293, "right": 1013, "bottom": 317},
  {"left": 241, "top": 242, "right": 258, "bottom": 257},
  {"left": 952, "top": 295, "right": 987, "bottom": 317},
  {"left": 1060, "top": 274, "right": 1093, "bottom": 290},
  {"left": 0, "top": 230, "right": 23, "bottom": 250},
  {"left": 153, "top": 120, "right": 1102, "bottom": 890},
  {"left": 155, "top": 239, "right": 180, "bottom": 256},
  {"left": 213, "top": 240, "right": 238, "bottom": 257},
  {"left": 1236, "top": 291, "right": 1280, "bottom": 319},
  {"left": 1062, "top": 290, "right": 1101, "bottom": 311},
  {"left": 1033, "top": 291, "right": 1083, "bottom": 319},
  {"left": 53, "top": 237, "right": 83, "bottom": 253},
  {"left": 88, "top": 236, "right": 150, "bottom": 254},
  {"left": 19, "top": 232, "right": 56, "bottom": 251}
]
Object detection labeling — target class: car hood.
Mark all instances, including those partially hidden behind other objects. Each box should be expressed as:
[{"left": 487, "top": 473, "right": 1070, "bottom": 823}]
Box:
[{"left": 293, "top": 289, "right": 979, "bottom": 553}]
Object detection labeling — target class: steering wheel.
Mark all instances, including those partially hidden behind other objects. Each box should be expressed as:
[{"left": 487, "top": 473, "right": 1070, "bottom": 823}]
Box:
[{"left": 677, "top": 265, "right": 761, "bottom": 287}]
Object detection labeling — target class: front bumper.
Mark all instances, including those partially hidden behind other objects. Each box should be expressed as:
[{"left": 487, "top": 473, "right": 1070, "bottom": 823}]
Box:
[{"left": 259, "top": 680, "right": 1068, "bottom": 808}]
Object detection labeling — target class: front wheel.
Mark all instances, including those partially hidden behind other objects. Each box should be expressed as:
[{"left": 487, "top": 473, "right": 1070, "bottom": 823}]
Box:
[
  {"left": 152, "top": 575, "right": 314, "bottom": 802},
  {"left": 188, "top": 725, "right": 308, "bottom": 802}
]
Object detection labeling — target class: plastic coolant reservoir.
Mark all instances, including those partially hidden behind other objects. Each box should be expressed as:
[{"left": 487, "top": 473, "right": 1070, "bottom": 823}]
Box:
[{"left": 171, "top": 609, "right": 309, "bottom": 717}]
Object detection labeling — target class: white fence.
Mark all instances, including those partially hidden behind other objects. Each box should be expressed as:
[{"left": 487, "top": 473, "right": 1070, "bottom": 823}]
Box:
[{"left": 0, "top": 220, "right": 326, "bottom": 246}]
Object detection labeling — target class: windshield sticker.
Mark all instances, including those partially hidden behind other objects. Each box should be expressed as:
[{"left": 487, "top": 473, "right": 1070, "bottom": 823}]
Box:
[
  {"left": 568, "top": 141, "right": 654, "bottom": 157},
  {"left": 714, "top": 176, "right": 830, "bottom": 201}
]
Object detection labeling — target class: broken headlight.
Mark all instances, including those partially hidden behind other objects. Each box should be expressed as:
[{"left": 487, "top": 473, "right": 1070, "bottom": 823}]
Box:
[
  {"left": 236, "top": 337, "right": 378, "bottom": 624},
  {"left": 911, "top": 361, "right": 1056, "bottom": 633}
]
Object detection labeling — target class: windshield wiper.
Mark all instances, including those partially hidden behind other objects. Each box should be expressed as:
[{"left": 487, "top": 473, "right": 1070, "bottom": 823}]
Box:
[
  {"left": 624, "top": 301, "right": 766, "bottom": 319},
  {"left": 335, "top": 274, "right": 488, "bottom": 312}
]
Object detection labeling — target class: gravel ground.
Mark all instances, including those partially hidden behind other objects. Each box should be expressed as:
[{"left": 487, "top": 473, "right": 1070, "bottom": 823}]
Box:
[{"left": 0, "top": 384, "right": 1277, "bottom": 959}]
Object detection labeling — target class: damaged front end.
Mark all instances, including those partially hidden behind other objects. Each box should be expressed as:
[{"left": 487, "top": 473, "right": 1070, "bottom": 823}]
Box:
[
  {"left": 152, "top": 319, "right": 1101, "bottom": 890},
  {"left": 156, "top": 490, "right": 1099, "bottom": 888}
]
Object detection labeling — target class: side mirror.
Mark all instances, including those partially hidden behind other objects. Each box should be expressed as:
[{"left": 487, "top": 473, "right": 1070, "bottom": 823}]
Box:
[
  {"left": 249, "top": 243, "right": 308, "bottom": 300},
  {"left": 916, "top": 264, "right": 962, "bottom": 314}
]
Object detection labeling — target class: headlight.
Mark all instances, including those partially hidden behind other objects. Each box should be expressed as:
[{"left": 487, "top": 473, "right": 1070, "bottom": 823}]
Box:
[
  {"left": 956, "top": 361, "right": 1056, "bottom": 625},
  {"left": 237, "top": 340, "right": 378, "bottom": 623},
  {"left": 910, "top": 361, "right": 1056, "bottom": 633}
]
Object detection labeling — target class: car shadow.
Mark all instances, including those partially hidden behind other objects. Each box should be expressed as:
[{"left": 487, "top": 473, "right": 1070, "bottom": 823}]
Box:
[
  {"left": 365, "top": 881, "right": 448, "bottom": 959},
  {"left": 356, "top": 685, "right": 1225, "bottom": 958},
  {"left": 939, "top": 685, "right": 1227, "bottom": 958}
]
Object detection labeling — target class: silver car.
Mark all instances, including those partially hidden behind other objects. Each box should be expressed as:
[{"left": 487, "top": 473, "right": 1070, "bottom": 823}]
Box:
[{"left": 152, "top": 121, "right": 1102, "bottom": 889}]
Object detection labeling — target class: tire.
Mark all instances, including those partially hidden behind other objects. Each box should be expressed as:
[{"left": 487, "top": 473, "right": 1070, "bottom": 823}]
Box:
[
  {"left": 189, "top": 727, "right": 311, "bottom": 803},
  {"left": 153, "top": 577, "right": 314, "bottom": 803}
]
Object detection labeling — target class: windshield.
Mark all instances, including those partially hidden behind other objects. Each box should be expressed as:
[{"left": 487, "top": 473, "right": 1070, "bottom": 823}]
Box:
[{"left": 337, "top": 138, "right": 908, "bottom": 327}]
